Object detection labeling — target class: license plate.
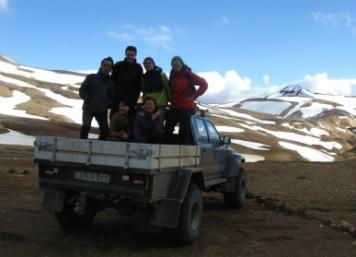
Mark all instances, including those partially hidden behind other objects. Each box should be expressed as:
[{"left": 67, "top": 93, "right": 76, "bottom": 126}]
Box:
[{"left": 74, "top": 171, "right": 111, "bottom": 184}]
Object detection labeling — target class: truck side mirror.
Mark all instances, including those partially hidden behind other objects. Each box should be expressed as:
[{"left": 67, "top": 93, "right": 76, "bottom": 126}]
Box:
[{"left": 222, "top": 136, "right": 231, "bottom": 145}]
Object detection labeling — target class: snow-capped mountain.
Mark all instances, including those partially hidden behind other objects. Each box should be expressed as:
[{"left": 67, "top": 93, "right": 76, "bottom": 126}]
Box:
[
  {"left": 235, "top": 84, "right": 356, "bottom": 119},
  {"left": 0, "top": 55, "right": 355, "bottom": 162},
  {"left": 266, "top": 84, "right": 316, "bottom": 98}
]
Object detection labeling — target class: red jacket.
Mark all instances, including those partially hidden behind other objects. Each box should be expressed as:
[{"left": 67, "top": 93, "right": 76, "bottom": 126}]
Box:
[{"left": 170, "top": 69, "right": 208, "bottom": 109}]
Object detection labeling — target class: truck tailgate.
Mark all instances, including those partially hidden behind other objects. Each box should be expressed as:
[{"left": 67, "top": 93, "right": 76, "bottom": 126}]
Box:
[{"left": 34, "top": 136, "right": 200, "bottom": 170}]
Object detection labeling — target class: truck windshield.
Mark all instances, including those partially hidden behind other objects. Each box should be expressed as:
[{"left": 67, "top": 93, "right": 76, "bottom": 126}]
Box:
[{"left": 205, "top": 121, "right": 221, "bottom": 145}]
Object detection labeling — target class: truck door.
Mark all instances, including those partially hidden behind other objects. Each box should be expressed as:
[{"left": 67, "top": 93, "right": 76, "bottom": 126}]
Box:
[
  {"left": 192, "top": 117, "right": 215, "bottom": 176},
  {"left": 204, "top": 120, "right": 230, "bottom": 175}
]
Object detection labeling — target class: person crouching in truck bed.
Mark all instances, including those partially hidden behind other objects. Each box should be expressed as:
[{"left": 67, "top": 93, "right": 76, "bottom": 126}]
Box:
[
  {"left": 133, "top": 97, "right": 162, "bottom": 143},
  {"left": 109, "top": 101, "right": 135, "bottom": 141},
  {"left": 164, "top": 56, "right": 208, "bottom": 145},
  {"left": 79, "top": 57, "right": 114, "bottom": 140}
]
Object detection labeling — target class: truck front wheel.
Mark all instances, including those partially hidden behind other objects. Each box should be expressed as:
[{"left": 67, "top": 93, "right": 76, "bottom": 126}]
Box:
[
  {"left": 167, "top": 183, "right": 203, "bottom": 244},
  {"left": 54, "top": 196, "right": 96, "bottom": 229},
  {"left": 224, "top": 169, "right": 246, "bottom": 209}
]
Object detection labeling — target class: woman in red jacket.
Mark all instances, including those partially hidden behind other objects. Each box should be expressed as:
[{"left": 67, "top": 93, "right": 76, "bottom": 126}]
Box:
[{"left": 164, "top": 56, "right": 208, "bottom": 144}]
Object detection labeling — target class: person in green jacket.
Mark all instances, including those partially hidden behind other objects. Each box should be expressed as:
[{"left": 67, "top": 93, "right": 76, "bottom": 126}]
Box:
[{"left": 142, "top": 57, "right": 170, "bottom": 108}]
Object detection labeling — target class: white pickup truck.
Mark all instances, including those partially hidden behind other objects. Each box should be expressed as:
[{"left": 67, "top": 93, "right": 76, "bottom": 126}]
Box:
[{"left": 34, "top": 114, "right": 246, "bottom": 244}]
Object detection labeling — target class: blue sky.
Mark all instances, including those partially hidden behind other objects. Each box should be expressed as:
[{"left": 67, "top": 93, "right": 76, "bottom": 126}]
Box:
[{"left": 1, "top": 0, "right": 356, "bottom": 90}]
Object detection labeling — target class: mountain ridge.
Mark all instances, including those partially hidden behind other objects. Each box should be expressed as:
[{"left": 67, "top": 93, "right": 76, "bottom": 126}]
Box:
[{"left": 0, "top": 55, "right": 355, "bottom": 162}]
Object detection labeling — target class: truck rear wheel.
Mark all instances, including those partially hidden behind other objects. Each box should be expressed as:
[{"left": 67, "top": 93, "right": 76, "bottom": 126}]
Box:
[
  {"left": 55, "top": 196, "right": 96, "bottom": 229},
  {"left": 224, "top": 169, "right": 246, "bottom": 209},
  {"left": 167, "top": 183, "right": 203, "bottom": 244}
]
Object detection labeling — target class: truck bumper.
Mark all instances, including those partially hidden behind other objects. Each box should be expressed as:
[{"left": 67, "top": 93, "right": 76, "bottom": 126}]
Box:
[{"left": 40, "top": 178, "right": 145, "bottom": 198}]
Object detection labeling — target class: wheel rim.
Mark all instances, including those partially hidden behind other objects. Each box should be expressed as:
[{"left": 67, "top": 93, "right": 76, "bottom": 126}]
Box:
[{"left": 190, "top": 202, "right": 200, "bottom": 230}]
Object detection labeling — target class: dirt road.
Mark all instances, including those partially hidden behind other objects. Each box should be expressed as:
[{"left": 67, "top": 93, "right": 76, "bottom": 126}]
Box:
[{"left": 0, "top": 145, "right": 355, "bottom": 257}]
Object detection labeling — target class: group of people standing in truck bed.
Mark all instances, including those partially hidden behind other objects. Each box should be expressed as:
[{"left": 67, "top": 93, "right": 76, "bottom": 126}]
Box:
[{"left": 79, "top": 46, "right": 208, "bottom": 145}]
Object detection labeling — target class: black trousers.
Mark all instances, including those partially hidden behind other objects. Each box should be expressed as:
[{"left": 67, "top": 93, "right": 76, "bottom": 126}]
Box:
[
  {"left": 80, "top": 110, "right": 109, "bottom": 140},
  {"left": 164, "top": 109, "right": 195, "bottom": 145}
]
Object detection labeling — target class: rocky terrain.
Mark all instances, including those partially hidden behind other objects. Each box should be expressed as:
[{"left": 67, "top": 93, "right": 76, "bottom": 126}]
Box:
[{"left": 0, "top": 145, "right": 355, "bottom": 257}]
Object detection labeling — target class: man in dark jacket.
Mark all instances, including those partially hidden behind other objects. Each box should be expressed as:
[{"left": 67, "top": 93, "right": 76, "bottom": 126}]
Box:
[
  {"left": 79, "top": 57, "right": 114, "bottom": 140},
  {"left": 111, "top": 46, "right": 143, "bottom": 117}
]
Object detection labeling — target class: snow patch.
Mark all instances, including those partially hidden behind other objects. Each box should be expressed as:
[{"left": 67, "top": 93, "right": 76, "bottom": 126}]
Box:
[
  {"left": 309, "top": 128, "right": 329, "bottom": 137},
  {"left": 336, "top": 127, "right": 347, "bottom": 133},
  {"left": 216, "top": 126, "right": 245, "bottom": 133},
  {"left": 2, "top": 56, "right": 16, "bottom": 63},
  {"left": 279, "top": 141, "right": 334, "bottom": 162},
  {"left": 281, "top": 123, "right": 309, "bottom": 134},
  {"left": 300, "top": 102, "right": 334, "bottom": 118},
  {"left": 0, "top": 129, "right": 35, "bottom": 146},
  {"left": 0, "top": 73, "right": 88, "bottom": 125},
  {"left": 0, "top": 59, "right": 84, "bottom": 86},
  {"left": 0, "top": 73, "right": 35, "bottom": 88},
  {"left": 240, "top": 101, "right": 292, "bottom": 116},
  {"left": 231, "top": 139, "right": 270, "bottom": 150},
  {"left": 0, "top": 90, "right": 47, "bottom": 120},
  {"left": 240, "top": 123, "right": 342, "bottom": 150},
  {"left": 240, "top": 153, "right": 265, "bottom": 162},
  {"left": 216, "top": 108, "right": 275, "bottom": 124}
]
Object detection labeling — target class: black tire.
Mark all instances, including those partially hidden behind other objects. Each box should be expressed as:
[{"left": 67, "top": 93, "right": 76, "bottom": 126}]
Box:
[
  {"left": 167, "top": 183, "right": 203, "bottom": 244},
  {"left": 224, "top": 169, "right": 246, "bottom": 209},
  {"left": 55, "top": 197, "right": 96, "bottom": 230}
]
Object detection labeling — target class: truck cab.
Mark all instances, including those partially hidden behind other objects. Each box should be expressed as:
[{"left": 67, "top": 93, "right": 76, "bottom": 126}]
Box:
[{"left": 192, "top": 115, "right": 243, "bottom": 182}]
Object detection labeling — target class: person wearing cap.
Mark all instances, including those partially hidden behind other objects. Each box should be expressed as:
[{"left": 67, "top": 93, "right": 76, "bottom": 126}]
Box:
[
  {"left": 111, "top": 46, "right": 143, "bottom": 117},
  {"left": 164, "top": 56, "right": 208, "bottom": 145},
  {"left": 79, "top": 57, "right": 114, "bottom": 140}
]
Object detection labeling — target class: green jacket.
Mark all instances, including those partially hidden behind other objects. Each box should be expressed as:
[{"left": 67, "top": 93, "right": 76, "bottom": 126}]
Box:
[{"left": 142, "top": 67, "right": 170, "bottom": 107}]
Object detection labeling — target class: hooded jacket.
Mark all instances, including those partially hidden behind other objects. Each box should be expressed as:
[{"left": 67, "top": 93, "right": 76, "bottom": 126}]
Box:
[
  {"left": 142, "top": 66, "right": 170, "bottom": 107},
  {"left": 111, "top": 58, "right": 143, "bottom": 108},
  {"left": 169, "top": 68, "right": 208, "bottom": 109},
  {"left": 79, "top": 70, "right": 113, "bottom": 113}
]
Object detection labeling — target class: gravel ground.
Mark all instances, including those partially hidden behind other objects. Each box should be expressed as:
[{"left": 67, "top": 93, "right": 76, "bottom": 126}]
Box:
[{"left": 0, "top": 146, "right": 355, "bottom": 257}]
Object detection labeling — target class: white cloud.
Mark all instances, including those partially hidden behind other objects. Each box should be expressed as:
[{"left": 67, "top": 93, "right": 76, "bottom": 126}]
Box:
[
  {"left": 294, "top": 72, "right": 356, "bottom": 96},
  {"left": 107, "top": 31, "right": 135, "bottom": 41},
  {"left": 343, "top": 14, "right": 354, "bottom": 27},
  {"left": 218, "top": 16, "right": 230, "bottom": 25},
  {"left": 196, "top": 70, "right": 356, "bottom": 104},
  {"left": 312, "top": 12, "right": 339, "bottom": 28},
  {"left": 311, "top": 11, "right": 356, "bottom": 34},
  {"left": 107, "top": 25, "right": 173, "bottom": 49},
  {"left": 0, "top": 0, "right": 8, "bottom": 10},
  {"left": 263, "top": 74, "right": 270, "bottom": 85},
  {"left": 198, "top": 70, "right": 277, "bottom": 103}
]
